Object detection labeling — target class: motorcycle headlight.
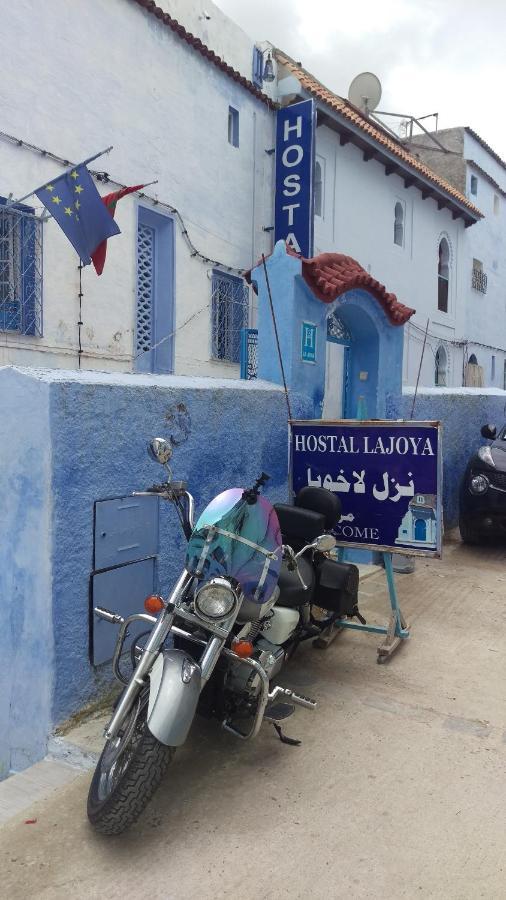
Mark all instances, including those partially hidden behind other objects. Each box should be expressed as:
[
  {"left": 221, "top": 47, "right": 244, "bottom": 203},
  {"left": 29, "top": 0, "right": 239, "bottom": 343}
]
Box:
[
  {"left": 194, "top": 578, "right": 237, "bottom": 622},
  {"left": 470, "top": 474, "right": 489, "bottom": 495}
]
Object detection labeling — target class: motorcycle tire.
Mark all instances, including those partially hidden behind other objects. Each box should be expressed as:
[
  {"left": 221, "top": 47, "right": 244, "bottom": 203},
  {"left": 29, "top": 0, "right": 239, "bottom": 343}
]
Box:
[{"left": 87, "top": 689, "right": 174, "bottom": 835}]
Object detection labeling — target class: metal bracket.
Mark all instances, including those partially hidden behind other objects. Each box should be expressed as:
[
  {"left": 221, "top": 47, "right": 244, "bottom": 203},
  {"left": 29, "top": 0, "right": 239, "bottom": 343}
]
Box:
[{"left": 315, "top": 549, "right": 410, "bottom": 662}]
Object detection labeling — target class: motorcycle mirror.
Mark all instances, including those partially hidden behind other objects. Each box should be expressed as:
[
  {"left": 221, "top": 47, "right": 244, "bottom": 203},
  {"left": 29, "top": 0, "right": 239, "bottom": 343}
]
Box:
[
  {"left": 314, "top": 534, "right": 337, "bottom": 552},
  {"left": 147, "top": 437, "right": 173, "bottom": 466}
]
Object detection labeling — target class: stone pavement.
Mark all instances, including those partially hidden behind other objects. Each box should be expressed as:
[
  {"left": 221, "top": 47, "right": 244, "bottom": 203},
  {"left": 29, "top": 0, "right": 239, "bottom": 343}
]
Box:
[{"left": 1, "top": 533, "right": 505, "bottom": 899}]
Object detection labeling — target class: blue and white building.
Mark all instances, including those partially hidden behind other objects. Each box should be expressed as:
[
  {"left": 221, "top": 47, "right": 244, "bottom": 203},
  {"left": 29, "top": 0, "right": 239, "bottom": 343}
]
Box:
[{"left": 0, "top": 0, "right": 275, "bottom": 377}]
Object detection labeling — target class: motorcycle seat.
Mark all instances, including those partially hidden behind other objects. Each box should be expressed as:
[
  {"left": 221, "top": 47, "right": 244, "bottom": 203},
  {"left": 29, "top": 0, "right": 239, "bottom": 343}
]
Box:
[{"left": 276, "top": 555, "right": 315, "bottom": 608}]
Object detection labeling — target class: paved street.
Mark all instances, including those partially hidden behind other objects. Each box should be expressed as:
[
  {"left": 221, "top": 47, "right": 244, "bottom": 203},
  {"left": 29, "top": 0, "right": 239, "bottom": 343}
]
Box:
[{"left": 1, "top": 532, "right": 506, "bottom": 899}]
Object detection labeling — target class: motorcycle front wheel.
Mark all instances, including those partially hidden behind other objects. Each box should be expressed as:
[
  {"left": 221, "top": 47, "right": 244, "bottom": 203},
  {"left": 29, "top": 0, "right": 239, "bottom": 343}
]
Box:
[{"left": 87, "top": 689, "right": 175, "bottom": 835}]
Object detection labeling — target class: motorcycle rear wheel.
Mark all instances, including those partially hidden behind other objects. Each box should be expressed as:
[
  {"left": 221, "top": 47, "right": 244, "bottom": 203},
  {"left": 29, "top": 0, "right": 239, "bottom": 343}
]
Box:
[{"left": 87, "top": 689, "right": 174, "bottom": 835}]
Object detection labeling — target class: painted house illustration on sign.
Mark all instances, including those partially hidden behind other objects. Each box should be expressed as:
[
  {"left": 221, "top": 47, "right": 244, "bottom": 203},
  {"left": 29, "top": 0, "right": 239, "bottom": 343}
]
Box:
[{"left": 396, "top": 494, "right": 438, "bottom": 549}]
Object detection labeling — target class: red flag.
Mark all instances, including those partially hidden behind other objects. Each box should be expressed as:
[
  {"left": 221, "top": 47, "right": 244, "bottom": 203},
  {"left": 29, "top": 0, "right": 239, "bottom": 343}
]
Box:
[{"left": 91, "top": 184, "right": 145, "bottom": 275}]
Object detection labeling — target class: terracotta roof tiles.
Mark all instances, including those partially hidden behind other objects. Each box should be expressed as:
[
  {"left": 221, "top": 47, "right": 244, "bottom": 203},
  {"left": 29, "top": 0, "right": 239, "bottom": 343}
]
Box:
[
  {"left": 276, "top": 51, "right": 481, "bottom": 218},
  {"left": 301, "top": 252, "right": 415, "bottom": 325},
  {"left": 131, "top": 0, "right": 274, "bottom": 108},
  {"left": 246, "top": 246, "right": 415, "bottom": 326}
]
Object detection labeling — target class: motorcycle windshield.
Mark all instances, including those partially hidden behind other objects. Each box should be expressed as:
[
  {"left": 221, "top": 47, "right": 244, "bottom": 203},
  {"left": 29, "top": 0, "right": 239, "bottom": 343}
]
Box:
[{"left": 185, "top": 488, "right": 282, "bottom": 605}]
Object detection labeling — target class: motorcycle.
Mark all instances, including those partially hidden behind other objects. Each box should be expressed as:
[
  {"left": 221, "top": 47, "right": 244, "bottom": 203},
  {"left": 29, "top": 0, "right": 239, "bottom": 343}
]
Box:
[{"left": 87, "top": 438, "right": 362, "bottom": 834}]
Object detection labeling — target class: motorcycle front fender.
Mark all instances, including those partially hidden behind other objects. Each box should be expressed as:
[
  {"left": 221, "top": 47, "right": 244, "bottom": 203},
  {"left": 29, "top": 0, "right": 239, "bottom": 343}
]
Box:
[{"left": 147, "top": 649, "right": 201, "bottom": 746}]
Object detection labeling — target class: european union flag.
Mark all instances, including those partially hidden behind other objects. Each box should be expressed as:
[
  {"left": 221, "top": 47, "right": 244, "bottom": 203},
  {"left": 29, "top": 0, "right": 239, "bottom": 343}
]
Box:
[{"left": 35, "top": 164, "right": 121, "bottom": 265}]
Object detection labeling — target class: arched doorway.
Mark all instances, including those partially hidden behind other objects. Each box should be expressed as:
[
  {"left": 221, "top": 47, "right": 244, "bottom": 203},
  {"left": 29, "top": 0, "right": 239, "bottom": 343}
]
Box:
[
  {"left": 323, "top": 299, "right": 380, "bottom": 419},
  {"left": 323, "top": 312, "right": 351, "bottom": 419},
  {"left": 414, "top": 518, "right": 427, "bottom": 541}
]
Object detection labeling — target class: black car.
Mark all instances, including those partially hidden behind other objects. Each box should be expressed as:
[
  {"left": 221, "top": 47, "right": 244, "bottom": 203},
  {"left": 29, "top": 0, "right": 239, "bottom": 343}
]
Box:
[{"left": 459, "top": 423, "right": 506, "bottom": 543}]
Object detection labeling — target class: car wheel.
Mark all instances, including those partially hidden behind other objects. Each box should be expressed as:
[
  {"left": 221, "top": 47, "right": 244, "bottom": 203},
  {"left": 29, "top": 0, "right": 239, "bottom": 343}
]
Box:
[{"left": 459, "top": 515, "right": 480, "bottom": 545}]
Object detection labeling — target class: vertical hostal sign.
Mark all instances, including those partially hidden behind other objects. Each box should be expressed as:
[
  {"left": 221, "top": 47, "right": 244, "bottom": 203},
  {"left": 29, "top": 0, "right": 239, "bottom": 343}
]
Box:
[{"left": 274, "top": 99, "right": 316, "bottom": 258}]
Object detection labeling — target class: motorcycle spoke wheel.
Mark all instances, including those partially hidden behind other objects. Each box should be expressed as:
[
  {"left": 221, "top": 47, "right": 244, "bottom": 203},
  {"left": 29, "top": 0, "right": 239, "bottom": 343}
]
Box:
[{"left": 87, "top": 689, "right": 175, "bottom": 835}]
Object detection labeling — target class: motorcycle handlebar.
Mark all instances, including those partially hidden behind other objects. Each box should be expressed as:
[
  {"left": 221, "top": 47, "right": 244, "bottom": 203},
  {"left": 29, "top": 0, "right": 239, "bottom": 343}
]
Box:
[{"left": 282, "top": 544, "right": 308, "bottom": 591}]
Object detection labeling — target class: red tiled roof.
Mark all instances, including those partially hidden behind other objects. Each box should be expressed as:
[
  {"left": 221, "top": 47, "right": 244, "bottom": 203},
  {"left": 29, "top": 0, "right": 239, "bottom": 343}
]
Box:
[
  {"left": 275, "top": 51, "right": 482, "bottom": 219},
  {"left": 131, "top": 0, "right": 274, "bottom": 108},
  {"left": 246, "top": 246, "right": 415, "bottom": 326},
  {"left": 301, "top": 252, "right": 415, "bottom": 325}
]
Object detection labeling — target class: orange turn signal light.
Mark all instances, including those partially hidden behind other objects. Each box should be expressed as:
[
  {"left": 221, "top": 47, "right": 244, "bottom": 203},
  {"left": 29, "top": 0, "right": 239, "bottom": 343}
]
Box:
[
  {"left": 144, "top": 594, "right": 165, "bottom": 615},
  {"left": 232, "top": 639, "right": 254, "bottom": 658}
]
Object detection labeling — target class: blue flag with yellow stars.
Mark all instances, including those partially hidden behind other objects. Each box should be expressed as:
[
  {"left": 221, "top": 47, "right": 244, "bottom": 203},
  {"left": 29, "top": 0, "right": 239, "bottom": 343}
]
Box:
[{"left": 35, "top": 164, "right": 121, "bottom": 265}]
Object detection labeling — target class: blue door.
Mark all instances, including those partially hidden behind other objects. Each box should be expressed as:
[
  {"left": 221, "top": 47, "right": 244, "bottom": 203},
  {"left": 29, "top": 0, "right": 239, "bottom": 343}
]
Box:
[
  {"left": 414, "top": 518, "right": 426, "bottom": 541},
  {"left": 136, "top": 207, "right": 174, "bottom": 374}
]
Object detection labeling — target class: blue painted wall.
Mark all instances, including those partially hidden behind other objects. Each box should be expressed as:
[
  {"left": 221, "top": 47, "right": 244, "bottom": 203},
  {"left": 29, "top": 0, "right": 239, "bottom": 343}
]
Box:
[
  {"left": 393, "top": 389, "right": 506, "bottom": 526},
  {"left": 0, "top": 366, "right": 312, "bottom": 774},
  {"left": 0, "top": 369, "right": 53, "bottom": 778}
]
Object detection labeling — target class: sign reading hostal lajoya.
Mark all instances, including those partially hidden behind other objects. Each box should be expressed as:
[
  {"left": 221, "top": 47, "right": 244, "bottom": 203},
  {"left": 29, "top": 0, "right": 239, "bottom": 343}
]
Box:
[
  {"left": 274, "top": 99, "right": 315, "bottom": 258},
  {"left": 290, "top": 420, "right": 442, "bottom": 557}
]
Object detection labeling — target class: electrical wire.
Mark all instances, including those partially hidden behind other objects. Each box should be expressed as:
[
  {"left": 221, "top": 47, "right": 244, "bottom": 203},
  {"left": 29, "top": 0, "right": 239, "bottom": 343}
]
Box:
[{"left": 0, "top": 127, "right": 246, "bottom": 276}]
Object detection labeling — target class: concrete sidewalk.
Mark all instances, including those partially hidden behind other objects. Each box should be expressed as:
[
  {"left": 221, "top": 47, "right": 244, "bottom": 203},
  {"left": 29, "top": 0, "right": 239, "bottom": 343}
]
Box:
[{"left": 1, "top": 533, "right": 505, "bottom": 899}]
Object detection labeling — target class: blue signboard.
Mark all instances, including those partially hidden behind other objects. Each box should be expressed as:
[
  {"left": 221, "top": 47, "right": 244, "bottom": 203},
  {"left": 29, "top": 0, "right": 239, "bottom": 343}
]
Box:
[
  {"left": 290, "top": 420, "right": 442, "bottom": 557},
  {"left": 301, "top": 322, "right": 317, "bottom": 363},
  {"left": 274, "top": 99, "right": 315, "bottom": 258}
]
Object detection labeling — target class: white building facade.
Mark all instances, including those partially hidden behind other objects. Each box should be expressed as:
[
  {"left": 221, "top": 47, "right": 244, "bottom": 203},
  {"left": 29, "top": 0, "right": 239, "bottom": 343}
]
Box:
[
  {"left": 406, "top": 127, "right": 506, "bottom": 390},
  {"left": 0, "top": 0, "right": 275, "bottom": 377},
  {"left": 271, "top": 52, "right": 506, "bottom": 397}
]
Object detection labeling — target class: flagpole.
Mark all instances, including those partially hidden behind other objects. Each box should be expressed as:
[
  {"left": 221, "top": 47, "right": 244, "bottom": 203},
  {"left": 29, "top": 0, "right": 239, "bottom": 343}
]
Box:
[{"left": 5, "top": 145, "right": 114, "bottom": 209}]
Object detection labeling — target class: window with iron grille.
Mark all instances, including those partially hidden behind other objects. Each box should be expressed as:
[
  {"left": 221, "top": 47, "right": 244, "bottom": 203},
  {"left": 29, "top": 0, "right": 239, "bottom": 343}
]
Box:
[
  {"left": 0, "top": 198, "right": 42, "bottom": 335},
  {"left": 211, "top": 271, "right": 249, "bottom": 363}
]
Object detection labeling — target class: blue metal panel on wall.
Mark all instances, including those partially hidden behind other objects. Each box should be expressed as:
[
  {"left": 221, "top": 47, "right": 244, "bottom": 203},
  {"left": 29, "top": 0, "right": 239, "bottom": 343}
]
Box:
[
  {"left": 94, "top": 495, "right": 159, "bottom": 571},
  {"left": 135, "top": 205, "right": 175, "bottom": 374},
  {"left": 91, "top": 558, "right": 156, "bottom": 666},
  {"left": 274, "top": 99, "right": 315, "bottom": 257}
]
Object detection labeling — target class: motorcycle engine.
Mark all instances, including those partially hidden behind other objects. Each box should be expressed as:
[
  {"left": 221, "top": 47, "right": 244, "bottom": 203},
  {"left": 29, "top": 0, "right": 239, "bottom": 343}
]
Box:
[{"left": 227, "top": 637, "right": 285, "bottom": 698}]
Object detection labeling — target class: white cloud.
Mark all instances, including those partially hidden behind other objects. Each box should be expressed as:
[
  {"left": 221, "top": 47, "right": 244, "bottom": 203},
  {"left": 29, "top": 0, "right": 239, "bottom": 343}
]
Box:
[{"left": 214, "top": 0, "right": 506, "bottom": 159}]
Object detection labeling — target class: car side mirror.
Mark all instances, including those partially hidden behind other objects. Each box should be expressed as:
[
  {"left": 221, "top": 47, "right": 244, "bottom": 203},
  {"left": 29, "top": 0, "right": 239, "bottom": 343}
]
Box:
[{"left": 480, "top": 424, "right": 497, "bottom": 440}]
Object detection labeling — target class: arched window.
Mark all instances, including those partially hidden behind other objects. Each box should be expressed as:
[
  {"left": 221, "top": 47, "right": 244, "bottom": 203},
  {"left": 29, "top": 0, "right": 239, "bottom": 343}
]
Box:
[
  {"left": 468, "top": 353, "right": 478, "bottom": 365},
  {"left": 435, "top": 346, "right": 447, "bottom": 386},
  {"left": 314, "top": 160, "right": 323, "bottom": 218},
  {"left": 394, "top": 202, "right": 404, "bottom": 246},
  {"left": 438, "top": 238, "right": 449, "bottom": 312}
]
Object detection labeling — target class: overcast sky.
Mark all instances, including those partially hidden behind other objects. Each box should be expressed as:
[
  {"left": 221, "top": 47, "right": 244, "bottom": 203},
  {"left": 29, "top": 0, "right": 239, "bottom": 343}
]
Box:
[{"left": 215, "top": 0, "right": 506, "bottom": 160}]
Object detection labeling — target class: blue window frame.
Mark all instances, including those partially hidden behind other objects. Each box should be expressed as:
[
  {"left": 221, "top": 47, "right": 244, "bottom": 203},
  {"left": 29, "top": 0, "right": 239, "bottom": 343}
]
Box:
[
  {"left": 252, "top": 47, "right": 263, "bottom": 88},
  {"left": 228, "top": 107, "right": 239, "bottom": 148},
  {"left": 211, "top": 271, "right": 249, "bottom": 363},
  {"left": 135, "top": 206, "right": 174, "bottom": 374},
  {"left": 0, "top": 197, "right": 42, "bottom": 335}
]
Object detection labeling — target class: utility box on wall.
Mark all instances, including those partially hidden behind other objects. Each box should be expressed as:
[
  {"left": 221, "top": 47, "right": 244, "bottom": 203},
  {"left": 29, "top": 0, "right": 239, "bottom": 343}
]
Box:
[{"left": 90, "top": 495, "right": 159, "bottom": 666}]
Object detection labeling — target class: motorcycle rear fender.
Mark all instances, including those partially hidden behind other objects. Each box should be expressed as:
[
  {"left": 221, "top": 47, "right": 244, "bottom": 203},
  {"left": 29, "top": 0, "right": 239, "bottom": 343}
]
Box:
[{"left": 147, "top": 649, "right": 201, "bottom": 746}]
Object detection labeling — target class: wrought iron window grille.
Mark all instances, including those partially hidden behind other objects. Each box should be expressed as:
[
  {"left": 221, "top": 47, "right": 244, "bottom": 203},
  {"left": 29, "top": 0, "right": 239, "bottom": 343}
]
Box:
[
  {"left": 211, "top": 271, "right": 249, "bottom": 364},
  {"left": 0, "top": 201, "right": 43, "bottom": 336},
  {"left": 471, "top": 268, "right": 487, "bottom": 294}
]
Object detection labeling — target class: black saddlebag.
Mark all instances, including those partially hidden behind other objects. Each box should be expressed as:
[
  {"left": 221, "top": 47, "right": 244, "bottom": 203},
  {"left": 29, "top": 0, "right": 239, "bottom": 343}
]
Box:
[{"left": 314, "top": 558, "right": 359, "bottom": 617}]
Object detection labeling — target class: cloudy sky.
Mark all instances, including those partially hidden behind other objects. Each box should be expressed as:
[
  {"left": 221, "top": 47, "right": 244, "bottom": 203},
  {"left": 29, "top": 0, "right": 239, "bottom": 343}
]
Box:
[{"left": 215, "top": 0, "right": 506, "bottom": 159}]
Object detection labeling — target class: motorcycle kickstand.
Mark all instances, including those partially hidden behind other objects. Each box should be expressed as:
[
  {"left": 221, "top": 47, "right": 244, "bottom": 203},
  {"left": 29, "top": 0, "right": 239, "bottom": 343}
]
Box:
[{"left": 270, "top": 722, "right": 301, "bottom": 746}]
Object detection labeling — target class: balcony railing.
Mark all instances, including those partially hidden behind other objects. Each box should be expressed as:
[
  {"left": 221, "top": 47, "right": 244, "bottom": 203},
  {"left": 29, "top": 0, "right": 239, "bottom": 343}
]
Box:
[{"left": 472, "top": 268, "right": 488, "bottom": 293}]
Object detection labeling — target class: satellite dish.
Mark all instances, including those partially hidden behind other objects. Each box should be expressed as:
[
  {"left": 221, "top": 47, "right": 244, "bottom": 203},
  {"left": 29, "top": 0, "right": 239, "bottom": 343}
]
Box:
[{"left": 348, "top": 72, "right": 382, "bottom": 114}]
